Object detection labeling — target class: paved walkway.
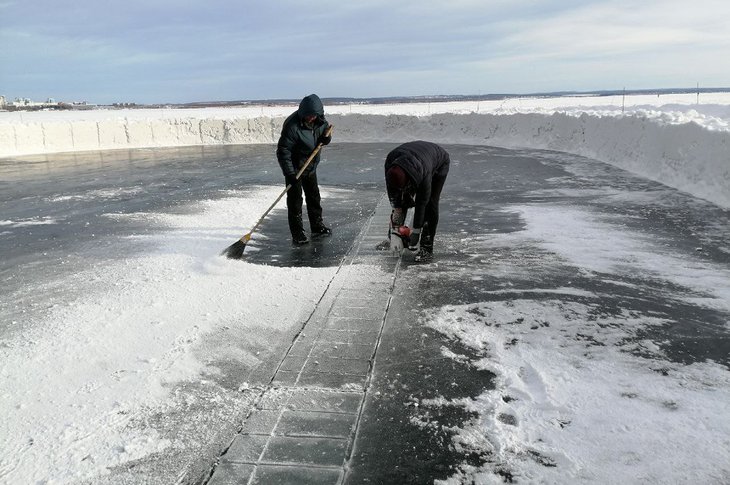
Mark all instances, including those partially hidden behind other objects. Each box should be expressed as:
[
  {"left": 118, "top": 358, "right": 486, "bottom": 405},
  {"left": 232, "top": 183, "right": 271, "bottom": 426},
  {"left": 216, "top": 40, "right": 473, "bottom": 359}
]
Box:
[{"left": 205, "top": 196, "right": 399, "bottom": 484}]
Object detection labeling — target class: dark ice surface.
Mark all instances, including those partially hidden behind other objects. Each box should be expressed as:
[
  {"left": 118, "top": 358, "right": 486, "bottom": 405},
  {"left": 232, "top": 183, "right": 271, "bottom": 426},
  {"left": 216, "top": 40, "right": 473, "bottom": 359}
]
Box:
[{"left": 2, "top": 143, "right": 729, "bottom": 484}]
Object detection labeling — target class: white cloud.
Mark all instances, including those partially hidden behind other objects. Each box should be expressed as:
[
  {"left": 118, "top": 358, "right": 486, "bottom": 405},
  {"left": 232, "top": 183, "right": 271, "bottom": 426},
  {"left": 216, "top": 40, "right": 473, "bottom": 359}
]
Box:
[{"left": 2, "top": 0, "right": 729, "bottom": 102}]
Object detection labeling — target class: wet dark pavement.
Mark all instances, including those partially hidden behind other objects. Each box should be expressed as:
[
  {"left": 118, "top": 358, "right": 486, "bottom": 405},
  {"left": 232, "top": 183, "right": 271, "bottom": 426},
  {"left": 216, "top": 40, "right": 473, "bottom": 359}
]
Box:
[{"left": 3, "top": 143, "right": 730, "bottom": 484}]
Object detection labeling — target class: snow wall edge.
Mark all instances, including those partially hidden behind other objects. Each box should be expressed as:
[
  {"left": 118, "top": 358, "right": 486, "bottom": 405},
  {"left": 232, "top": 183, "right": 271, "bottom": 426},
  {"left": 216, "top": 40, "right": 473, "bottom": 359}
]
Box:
[{"left": 0, "top": 112, "right": 728, "bottom": 209}]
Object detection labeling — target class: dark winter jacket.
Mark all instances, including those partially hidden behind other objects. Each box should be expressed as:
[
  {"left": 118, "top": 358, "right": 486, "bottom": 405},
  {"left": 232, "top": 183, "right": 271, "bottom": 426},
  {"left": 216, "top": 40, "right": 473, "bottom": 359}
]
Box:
[
  {"left": 276, "top": 94, "right": 331, "bottom": 177},
  {"left": 384, "top": 141, "right": 450, "bottom": 229}
]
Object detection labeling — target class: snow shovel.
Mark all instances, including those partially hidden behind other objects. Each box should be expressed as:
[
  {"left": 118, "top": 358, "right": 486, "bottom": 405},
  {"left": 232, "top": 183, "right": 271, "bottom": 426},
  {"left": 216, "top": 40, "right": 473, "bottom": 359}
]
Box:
[{"left": 222, "top": 125, "right": 334, "bottom": 260}]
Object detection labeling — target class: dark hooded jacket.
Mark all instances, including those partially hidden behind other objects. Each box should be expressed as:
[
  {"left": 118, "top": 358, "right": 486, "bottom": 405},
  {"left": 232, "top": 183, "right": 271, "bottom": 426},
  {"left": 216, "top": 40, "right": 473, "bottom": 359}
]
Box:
[
  {"left": 276, "top": 94, "right": 331, "bottom": 177},
  {"left": 384, "top": 141, "right": 450, "bottom": 229}
]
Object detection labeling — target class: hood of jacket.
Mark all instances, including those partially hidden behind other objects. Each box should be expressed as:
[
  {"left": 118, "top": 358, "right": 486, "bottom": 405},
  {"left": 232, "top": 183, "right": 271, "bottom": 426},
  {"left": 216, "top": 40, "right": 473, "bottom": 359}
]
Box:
[{"left": 297, "top": 94, "right": 325, "bottom": 119}]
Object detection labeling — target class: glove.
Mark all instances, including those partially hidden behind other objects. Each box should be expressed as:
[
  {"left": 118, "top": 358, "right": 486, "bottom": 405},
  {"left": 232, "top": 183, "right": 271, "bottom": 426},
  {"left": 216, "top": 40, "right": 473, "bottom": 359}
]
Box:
[
  {"left": 318, "top": 133, "right": 331, "bottom": 146},
  {"left": 390, "top": 209, "right": 405, "bottom": 227},
  {"left": 285, "top": 174, "right": 298, "bottom": 187},
  {"left": 408, "top": 228, "right": 421, "bottom": 250}
]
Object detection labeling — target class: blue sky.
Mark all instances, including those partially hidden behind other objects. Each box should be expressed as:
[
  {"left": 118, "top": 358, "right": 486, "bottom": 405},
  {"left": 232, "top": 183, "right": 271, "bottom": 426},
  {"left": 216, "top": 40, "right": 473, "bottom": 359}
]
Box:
[{"left": 1, "top": 0, "right": 728, "bottom": 104}]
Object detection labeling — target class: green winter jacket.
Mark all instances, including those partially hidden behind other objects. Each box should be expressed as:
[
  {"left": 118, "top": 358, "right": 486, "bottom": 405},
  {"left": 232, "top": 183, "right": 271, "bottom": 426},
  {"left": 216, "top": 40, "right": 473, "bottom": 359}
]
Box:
[{"left": 276, "top": 94, "right": 331, "bottom": 177}]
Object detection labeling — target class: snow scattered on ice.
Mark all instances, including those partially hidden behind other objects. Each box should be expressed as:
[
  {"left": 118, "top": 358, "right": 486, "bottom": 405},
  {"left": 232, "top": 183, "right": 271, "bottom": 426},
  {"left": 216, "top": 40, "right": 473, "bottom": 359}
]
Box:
[
  {"left": 500, "top": 204, "right": 730, "bottom": 313},
  {"left": 48, "top": 186, "right": 144, "bottom": 202},
  {"left": 420, "top": 198, "right": 730, "bottom": 483},
  {"left": 0, "top": 186, "right": 338, "bottom": 483},
  {"left": 425, "top": 299, "right": 730, "bottom": 484},
  {"left": 2, "top": 93, "right": 729, "bottom": 482},
  {"left": 0, "top": 216, "right": 58, "bottom": 227}
]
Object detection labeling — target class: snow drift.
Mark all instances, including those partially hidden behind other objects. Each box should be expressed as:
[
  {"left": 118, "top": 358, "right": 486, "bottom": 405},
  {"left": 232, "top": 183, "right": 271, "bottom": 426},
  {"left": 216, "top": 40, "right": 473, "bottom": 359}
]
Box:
[{"left": 1, "top": 94, "right": 729, "bottom": 208}]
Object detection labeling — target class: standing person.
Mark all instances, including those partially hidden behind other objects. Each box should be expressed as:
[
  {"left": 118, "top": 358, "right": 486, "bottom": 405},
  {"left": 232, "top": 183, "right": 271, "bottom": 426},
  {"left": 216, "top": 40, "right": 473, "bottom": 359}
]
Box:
[
  {"left": 383, "top": 141, "right": 450, "bottom": 263},
  {"left": 276, "top": 93, "right": 333, "bottom": 245}
]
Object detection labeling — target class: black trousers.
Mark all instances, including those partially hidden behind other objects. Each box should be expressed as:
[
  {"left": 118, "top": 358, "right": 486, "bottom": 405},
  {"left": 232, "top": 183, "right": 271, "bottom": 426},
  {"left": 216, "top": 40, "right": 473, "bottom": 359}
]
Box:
[
  {"left": 286, "top": 170, "right": 323, "bottom": 235},
  {"left": 421, "top": 174, "right": 448, "bottom": 251}
]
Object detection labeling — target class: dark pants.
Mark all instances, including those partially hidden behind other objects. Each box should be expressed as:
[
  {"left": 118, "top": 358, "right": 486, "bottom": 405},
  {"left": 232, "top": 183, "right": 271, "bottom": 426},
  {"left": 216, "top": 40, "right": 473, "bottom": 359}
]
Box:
[
  {"left": 421, "top": 174, "right": 448, "bottom": 251},
  {"left": 286, "top": 170, "right": 323, "bottom": 235}
]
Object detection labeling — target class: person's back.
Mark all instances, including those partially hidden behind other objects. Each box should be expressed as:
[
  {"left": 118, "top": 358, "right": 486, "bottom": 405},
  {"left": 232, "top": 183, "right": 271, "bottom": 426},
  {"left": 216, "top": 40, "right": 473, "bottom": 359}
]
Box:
[
  {"left": 382, "top": 141, "right": 450, "bottom": 263},
  {"left": 384, "top": 141, "right": 450, "bottom": 184}
]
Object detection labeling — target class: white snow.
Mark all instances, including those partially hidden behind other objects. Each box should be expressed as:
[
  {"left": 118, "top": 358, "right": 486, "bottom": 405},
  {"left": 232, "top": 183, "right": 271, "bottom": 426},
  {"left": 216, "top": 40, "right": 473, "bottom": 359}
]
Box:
[
  {"left": 0, "top": 217, "right": 58, "bottom": 227},
  {"left": 427, "top": 300, "right": 730, "bottom": 484},
  {"left": 499, "top": 205, "right": 730, "bottom": 311},
  {"left": 423, "top": 201, "right": 730, "bottom": 484},
  {"left": 2, "top": 92, "right": 730, "bottom": 208},
  {"left": 0, "top": 188, "right": 339, "bottom": 483},
  {"left": 47, "top": 187, "right": 144, "bottom": 202},
  {"left": 2, "top": 93, "right": 730, "bottom": 483}
]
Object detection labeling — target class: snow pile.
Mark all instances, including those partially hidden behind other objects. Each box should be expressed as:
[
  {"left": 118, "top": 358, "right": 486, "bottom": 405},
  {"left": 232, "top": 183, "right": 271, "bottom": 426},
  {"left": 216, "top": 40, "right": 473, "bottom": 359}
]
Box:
[
  {"left": 2, "top": 92, "right": 729, "bottom": 209},
  {"left": 0, "top": 112, "right": 285, "bottom": 155},
  {"left": 332, "top": 109, "right": 730, "bottom": 208}
]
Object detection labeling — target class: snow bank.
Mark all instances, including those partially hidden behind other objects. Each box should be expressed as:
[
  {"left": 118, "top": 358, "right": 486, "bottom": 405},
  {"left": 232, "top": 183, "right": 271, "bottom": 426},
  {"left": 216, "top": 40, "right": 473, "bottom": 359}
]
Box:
[
  {"left": 1, "top": 93, "right": 729, "bottom": 208},
  {"left": 331, "top": 111, "right": 730, "bottom": 208}
]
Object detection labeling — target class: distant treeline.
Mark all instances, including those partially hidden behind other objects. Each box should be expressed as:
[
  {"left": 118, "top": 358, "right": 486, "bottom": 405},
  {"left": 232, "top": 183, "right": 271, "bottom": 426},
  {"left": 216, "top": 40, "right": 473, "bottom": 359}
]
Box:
[
  {"left": 92, "top": 87, "right": 730, "bottom": 110},
  {"left": 162, "top": 87, "right": 730, "bottom": 109}
]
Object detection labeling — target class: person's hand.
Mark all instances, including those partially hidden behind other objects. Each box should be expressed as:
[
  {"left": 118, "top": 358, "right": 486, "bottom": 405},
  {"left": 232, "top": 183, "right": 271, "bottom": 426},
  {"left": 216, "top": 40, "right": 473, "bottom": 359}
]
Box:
[
  {"left": 285, "top": 174, "right": 298, "bottom": 187},
  {"left": 408, "top": 228, "right": 421, "bottom": 250},
  {"left": 318, "top": 133, "right": 331, "bottom": 146}
]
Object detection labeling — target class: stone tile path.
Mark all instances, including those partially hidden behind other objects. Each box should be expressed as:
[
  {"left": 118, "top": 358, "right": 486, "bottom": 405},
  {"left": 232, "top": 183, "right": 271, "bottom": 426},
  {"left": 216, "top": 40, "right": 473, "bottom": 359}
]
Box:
[{"left": 206, "top": 196, "right": 397, "bottom": 485}]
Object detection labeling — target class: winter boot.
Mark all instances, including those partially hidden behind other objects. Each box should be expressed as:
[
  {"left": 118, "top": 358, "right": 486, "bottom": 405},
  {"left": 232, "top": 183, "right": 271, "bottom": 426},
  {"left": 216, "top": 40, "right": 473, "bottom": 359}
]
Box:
[
  {"left": 413, "top": 247, "right": 433, "bottom": 263},
  {"left": 292, "top": 232, "right": 310, "bottom": 245},
  {"left": 311, "top": 221, "right": 332, "bottom": 236}
]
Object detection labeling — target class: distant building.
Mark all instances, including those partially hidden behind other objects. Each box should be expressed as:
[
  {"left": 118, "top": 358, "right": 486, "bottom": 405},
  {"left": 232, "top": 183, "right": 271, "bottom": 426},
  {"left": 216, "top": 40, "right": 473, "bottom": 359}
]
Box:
[
  {"left": 12, "top": 97, "right": 39, "bottom": 107},
  {"left": 0, "top": 95, "right": 6, "bottom": 108},
  {"left": 2, "top": 96, "right": 95, "bottom": 111}
]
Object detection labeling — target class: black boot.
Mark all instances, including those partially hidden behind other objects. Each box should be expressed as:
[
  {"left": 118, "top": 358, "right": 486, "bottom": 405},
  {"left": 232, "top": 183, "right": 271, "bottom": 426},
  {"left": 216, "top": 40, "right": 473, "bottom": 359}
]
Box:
[
  {"left": 311, "top": 220, "right": 332, "bottom": 236},
  {"left": 414, "top": 230, "right": 433, "bottom": 263},
  {"left": 414, "top": 247, "right": 433, "bottom": 263},
  {"left": 289, "top": 213, "right": 309, "bottom": 245},
  {"left": 292, "top": 232, "right": 310, "bottom": 245}
]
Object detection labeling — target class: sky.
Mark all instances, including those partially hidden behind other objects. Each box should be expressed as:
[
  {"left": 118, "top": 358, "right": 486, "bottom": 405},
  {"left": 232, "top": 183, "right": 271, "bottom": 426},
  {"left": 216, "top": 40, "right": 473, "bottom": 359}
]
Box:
[{"left": 1, "top": 0, "right": 729, "bottom": 104}]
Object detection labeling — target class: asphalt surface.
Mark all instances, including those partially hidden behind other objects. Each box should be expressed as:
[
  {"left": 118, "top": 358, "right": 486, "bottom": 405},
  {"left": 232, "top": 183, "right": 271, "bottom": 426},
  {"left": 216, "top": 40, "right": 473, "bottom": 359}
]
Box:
[{"left": 2, "top": 143, "right": 729, "bottom": 484}]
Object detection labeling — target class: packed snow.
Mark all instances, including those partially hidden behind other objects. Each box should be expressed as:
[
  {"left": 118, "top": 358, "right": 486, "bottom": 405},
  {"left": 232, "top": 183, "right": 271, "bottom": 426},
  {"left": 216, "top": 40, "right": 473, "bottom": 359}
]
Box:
[
  {"left": 2, "top": 92, "right": 730, "bottom": 208},
  {"left": 1, "top": 93, "right": 729, "bottom": 483}
]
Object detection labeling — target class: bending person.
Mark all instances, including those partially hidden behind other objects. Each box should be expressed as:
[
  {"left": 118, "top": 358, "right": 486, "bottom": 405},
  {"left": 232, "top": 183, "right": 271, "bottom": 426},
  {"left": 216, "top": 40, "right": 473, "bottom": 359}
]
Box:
[{"left": 383, "top": 140, "right": 450, "bottom": 263}]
